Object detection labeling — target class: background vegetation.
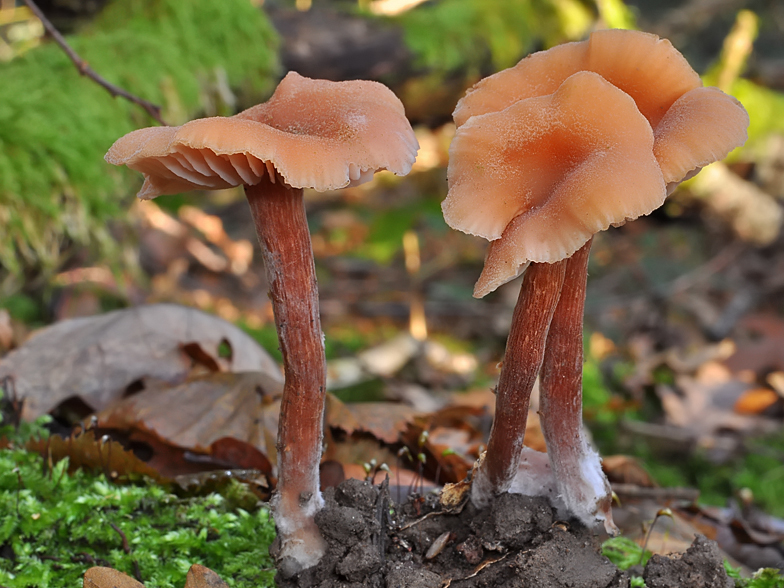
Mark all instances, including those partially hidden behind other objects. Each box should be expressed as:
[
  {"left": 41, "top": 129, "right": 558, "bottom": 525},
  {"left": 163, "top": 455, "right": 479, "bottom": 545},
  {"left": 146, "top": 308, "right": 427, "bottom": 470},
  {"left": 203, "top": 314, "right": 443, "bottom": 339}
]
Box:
[
  {"left": 2, "top": 0, "right": 784, "bottom": 586},
  {"left": 0, "top": 0, "right": 278, "bottom": 293}
]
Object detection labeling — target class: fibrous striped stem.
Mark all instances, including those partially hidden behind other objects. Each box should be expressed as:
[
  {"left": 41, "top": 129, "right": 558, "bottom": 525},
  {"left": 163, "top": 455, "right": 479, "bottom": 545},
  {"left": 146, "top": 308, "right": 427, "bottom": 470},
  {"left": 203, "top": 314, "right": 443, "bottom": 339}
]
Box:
[
  {"left": 471, "top": 258, "right": 567, "bottom": 507},
  {"left": 245, "top": 175, "right": 327, "bottom": 573},
  {"left": 539, "top": 238, "right": 616, "bottom": 534}
]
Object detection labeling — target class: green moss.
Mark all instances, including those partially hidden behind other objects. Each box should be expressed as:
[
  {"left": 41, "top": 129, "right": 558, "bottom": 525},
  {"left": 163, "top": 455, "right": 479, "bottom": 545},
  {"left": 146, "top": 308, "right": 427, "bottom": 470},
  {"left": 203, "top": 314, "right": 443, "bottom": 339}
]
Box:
[
  {"left": 0, "top": 0, "right": 278, "bottom": 290},
  {"left": 0, "top": 402, "right": 276, "bottom": 588},
  {"left": 0, "top": 449, "right": 276, "bottom": 587}
]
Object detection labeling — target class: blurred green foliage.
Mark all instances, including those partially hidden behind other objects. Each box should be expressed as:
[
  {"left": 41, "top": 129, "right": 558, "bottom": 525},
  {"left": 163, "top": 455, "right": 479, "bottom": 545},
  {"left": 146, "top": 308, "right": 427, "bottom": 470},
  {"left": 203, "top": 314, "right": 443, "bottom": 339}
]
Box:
[
  {"left": 241, "top": 318, "right": 402, "bottom": 366},
  {"left": 0, "top": 292, "right": 42, "bottom": 324},
  {"left": 602, "top": 536, "right": 651, "bottom": 569},
  {"left": 357, "top": 197, "right": 446, "bottom": 264},
  {"left": 639, "top": 431, "right": 784, "bottom": 519},
  {"left": 726, "top": 79, "right": 784, "bottom": 154},
  {"left": 702, "top": 10, "right": 784, "bottom": 158},
  {"left": 582, "top": 357, "right": 616, "bottom": 421},
  {"left": 398, "top": 0, "right": 594, "bottom": 73},
  {"left": 240, "top": 322, "right": 283, "bottom": 363},
  {"left": 594, "top": 0, "right": 636, "bottom": 29},
  {"left": 726, "top": 564, "right": 784, "bottom": 588},
  {"left": 603, "top": 537, "right": 784, "bottom": 587},
  {"left": 0, "top": 0, "right": 278, "bottom": 294},
  {"left": 399, "top": 0, "right": 783, "bottom": 168}
]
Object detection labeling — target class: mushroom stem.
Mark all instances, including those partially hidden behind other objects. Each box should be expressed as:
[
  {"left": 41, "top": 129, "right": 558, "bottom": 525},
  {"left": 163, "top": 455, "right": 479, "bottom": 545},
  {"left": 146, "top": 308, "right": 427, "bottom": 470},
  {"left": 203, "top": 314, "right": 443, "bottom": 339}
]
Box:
[
  {"left": 539, "top": 238, "right": 617, "bottom": 534},
  {"left": 244, "top": 175, "right": 327, "bottom": 573},
  {"left": 471, "top": 257, "right": 567, "bottom": 507}
]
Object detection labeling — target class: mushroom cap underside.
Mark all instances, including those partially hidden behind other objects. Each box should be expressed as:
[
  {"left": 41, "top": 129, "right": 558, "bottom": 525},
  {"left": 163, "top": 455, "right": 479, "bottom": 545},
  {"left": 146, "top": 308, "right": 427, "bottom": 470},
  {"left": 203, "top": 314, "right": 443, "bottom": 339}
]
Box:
[{"left": 106, "top": 72, "right": 419, "bottom": 198}]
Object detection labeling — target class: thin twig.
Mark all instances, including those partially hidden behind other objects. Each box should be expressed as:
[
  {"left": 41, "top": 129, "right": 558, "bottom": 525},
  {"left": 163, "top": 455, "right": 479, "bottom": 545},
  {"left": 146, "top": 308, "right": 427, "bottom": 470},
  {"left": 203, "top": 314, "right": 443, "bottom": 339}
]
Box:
[
  {"left": 611, "top": 483, "right": 700, "bottom": 502},
  {"left": 133, "top": 560, "right": 143, "bottom": 583},
  {"left": 13, "top": 468, "right": 22, "bottom": 517},
  {"left": 109, "top": 522, "right": 131, "bottom": 553},
  {"left": 22, "top": 0, "right": 168, "bottom": 126},
  {"left": 399, "top": 509, "right": 445, "bottom": 531},
  {"left": 1, "top": 376, "right": 22, "bottom": 429},
  {"left": 441, "top": 554, "right": 509, "bottom": 587},
  {"left": 641, "top": 508, "right": 673, "bottom": 565}
]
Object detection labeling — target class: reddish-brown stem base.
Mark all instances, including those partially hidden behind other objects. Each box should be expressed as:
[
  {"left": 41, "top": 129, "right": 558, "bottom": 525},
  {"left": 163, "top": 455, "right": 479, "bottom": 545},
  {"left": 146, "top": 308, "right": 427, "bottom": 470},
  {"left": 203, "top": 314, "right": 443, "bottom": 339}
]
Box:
[
  {"left": 245, "top": 176, "right": 327, "bottom": 574},
  {"left": 471, "top": 257, "right": 567, "bottom": 506},
  {"left": 472, "top": 238, "right": 615, "bottom": 532},
  {"left": 539, "top": 239, "right": 617, "bottom": 533}
]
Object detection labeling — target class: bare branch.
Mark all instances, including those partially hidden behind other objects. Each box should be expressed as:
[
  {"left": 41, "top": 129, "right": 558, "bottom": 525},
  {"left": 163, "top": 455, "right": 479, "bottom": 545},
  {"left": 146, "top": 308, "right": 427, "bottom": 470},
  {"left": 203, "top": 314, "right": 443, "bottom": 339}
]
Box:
[{"left": 23, "top": 0, "right": 169, "bottom": 126}]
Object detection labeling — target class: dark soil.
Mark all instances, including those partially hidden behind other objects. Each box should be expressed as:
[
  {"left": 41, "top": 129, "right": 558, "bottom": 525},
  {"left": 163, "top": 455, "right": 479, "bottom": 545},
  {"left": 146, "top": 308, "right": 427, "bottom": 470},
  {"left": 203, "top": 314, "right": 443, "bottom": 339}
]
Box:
[
  {"left": 643, "top": 535, "right": 735, "bottom": 588},
  {"left": 273, "top": 478, "right": 736, "bottom": 588}
]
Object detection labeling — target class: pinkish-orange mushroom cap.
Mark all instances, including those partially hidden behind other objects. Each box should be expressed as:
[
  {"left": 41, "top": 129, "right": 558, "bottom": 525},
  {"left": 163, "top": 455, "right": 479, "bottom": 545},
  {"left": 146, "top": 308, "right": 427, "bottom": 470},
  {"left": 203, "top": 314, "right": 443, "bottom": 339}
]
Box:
[
  {"left": 444, "top": 29, "right": 749, "bottom": 297},
  {"left": 106, "top": 72, "right": 419, "bottom": 199},
  {"left": 447, "top": 72, "right": 666, "bottom": 297},
  {"left": 454, "top": 29, "right": 703, "bottom": 130}
]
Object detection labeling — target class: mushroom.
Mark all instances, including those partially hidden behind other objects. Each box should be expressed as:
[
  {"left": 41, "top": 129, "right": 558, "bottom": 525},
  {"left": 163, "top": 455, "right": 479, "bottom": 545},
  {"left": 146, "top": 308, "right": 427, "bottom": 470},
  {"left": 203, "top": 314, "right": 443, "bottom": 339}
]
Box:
[
  {"left": 444, "top": 30, "right": 748, "bottom": 532},
  {"left": 106, "top": 72, "right": 418, "bottom": 574}
]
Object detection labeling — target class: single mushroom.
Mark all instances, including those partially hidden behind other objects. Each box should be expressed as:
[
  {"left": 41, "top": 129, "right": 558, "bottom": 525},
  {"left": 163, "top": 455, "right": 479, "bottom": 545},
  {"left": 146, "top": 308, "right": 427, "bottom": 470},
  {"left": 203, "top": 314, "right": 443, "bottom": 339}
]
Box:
[
  {"left": 444, "top": 30, "right": 749, "bottom": 532},
  {"left": 106, "top": 72, "right": 418, "bottom": 574}
]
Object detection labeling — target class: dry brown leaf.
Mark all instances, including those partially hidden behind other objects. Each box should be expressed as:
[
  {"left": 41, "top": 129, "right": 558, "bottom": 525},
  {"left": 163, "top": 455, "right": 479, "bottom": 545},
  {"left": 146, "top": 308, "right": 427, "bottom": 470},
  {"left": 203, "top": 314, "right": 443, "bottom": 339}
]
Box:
[
  {"left": 444, "top": 387, "right": 496, "bottom": 416},
  {"left": 673, "top": 504, "right": 784, "bottom": 570},
  {"left": 733, "top": 388, "right": 780, "bottom": 415},
  {"left": 328, "top": 399, "right": 490, "bottom": 485},
  {"left": 440, "top": 478, "right": 472, "bottom": 510},
  {"left": 602, "top": 455, "right": 657, "bottom": 487},
  {"left": 324, "top": 433, "right": 399, "bottom": 477},
  {"left": 340, "top": 462, "right": 422, "bottom": 487},
  {"left": 0, "top": 310, "right": 13, "bottom": 351},
  {"left": 96, "top": 372, "right": 280, "bottom": 460},
  {"left": 24, "top": 374, "right": 279, "bottom": 484},
  {"left": 27, "top": 430, "right": 164, "bottom": 483},
  {"left": 324, "top": 393, "right": 363, "bottom": 436},
  {"left": 0, "top": 304, "right": 282, "bottom": 420},
  {"left": 174, "top": 469, "right": 272, "bottom": 502},
  {"left": 631, "top": 508, "right": 715, "bottom": 558},
  {"left": 83, "top": 566, "right": 144, "bottom": 588},
  {"left": 725, "top": 314, "right": 784, "bottom": 376},
  {"left": 522, "top": 411, "right": 546, "bottom": 453},
  {"left": 338, "top": 401, "right": 420, "bottom": 444},
  {"left": 184, "top": 564, "right": 229, "bottom": 588},
  {"left": 129, "top": 431, "right": 274, "bottom": 480},
  {"left": 27, "top": 428, "right": 274, "bottom": 497},
  {"left": 116, "top": 426, "right": 273, "bottom": 485},
  {"left": 656, "top": 360, "right": 780, "bottom": 447}
]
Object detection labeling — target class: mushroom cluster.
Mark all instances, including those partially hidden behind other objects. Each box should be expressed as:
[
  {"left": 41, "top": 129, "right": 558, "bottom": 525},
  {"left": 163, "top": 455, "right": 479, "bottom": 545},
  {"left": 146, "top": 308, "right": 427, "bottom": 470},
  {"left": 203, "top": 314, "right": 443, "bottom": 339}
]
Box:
[
  {"left": 444, "top": 29, "right": 749, "bottom": 532},
  {"left": 106, "top": 72, "right": 418, "bottom": 575}
]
